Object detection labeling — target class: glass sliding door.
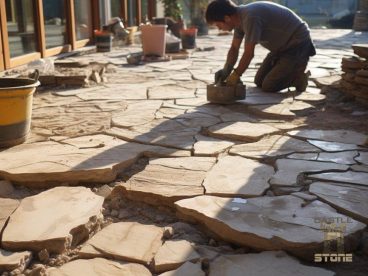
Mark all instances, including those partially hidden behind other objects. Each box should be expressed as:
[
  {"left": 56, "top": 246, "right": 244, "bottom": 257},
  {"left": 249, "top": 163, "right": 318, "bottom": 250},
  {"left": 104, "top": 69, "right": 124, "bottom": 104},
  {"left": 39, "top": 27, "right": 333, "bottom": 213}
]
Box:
[
  {"left": 141, "top": 0, "right": 148, "bottom": 22},
  {"left": 5, "top": 0, "right": 37, "bottom": 58},
  {"left": 111, "top": 0, "right": 122, "bottom": 18},
  {"left": 74, "top": 0, "right": 92, "bottom": 40},
  {"left": 43, "top": 0, "right": 67, "bottom": 49},
  {"left": 127, "top": 0, "right": 137, "bottom": 26}
]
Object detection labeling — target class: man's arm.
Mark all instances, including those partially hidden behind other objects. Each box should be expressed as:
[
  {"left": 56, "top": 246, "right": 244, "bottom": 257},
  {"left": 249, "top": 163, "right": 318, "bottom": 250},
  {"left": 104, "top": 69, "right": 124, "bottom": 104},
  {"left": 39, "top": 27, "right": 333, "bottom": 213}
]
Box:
[
  {"left": 235, "top": 42, "right": 256, "bottom": 76},
  {"left": 225, "top": 36, "right": 243, "bottom": 68}
]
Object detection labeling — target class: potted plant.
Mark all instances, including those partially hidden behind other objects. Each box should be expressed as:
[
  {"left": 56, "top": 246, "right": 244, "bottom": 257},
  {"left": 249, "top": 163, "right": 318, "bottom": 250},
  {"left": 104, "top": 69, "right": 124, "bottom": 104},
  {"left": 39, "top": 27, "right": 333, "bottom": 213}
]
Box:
[
  {"left": 158, "top": 0, "right": 185, "bottom": 38},
  {"left": 190, "top": 0, "right": 209, "bottom": 35}
]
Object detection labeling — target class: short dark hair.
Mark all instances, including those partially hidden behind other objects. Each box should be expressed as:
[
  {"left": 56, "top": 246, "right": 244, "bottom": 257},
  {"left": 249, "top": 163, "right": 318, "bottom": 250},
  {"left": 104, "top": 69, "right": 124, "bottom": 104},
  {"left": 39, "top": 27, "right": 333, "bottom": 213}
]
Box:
[{"left": 205, "top": 0, "right": 238, "bottom": 23}]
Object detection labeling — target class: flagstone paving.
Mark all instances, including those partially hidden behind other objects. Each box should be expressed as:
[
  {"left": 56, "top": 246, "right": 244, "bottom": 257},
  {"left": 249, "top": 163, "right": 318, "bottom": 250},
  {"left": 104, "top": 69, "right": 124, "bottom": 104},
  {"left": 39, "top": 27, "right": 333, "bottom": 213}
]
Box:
[
  {"left": 175, "top": 195, "right": 365, "bottom": 259},
  {"left": 0, "top": 29, "right": 368, "bottom": 275},
  {"left": 310, "top": 182, "right": 368, "bottom": 224}
]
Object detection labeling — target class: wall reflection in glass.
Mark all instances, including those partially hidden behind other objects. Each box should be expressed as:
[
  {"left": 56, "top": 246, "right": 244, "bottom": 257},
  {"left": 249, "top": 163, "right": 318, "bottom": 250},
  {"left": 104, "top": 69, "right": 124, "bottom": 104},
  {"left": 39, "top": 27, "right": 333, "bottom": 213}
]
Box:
[
  {"left": 74, "top": 0, "right": 92, "bottom": 40},
  {"left": 43, "top": 0, "right": 68, "bottom": 49},
  {"left": 6, "top": 0, "right": 37, "bottom": 58}
]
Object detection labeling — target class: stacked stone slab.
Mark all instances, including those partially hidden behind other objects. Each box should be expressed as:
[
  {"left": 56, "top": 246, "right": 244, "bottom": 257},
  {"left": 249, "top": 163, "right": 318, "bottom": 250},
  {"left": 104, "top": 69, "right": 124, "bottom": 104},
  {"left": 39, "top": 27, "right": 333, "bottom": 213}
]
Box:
[
  {"left": 353, "top": 0, "right": 368, "bottom": 31},
  {"left": 340, "top": 44, "right": 368, "bottom": 104}
]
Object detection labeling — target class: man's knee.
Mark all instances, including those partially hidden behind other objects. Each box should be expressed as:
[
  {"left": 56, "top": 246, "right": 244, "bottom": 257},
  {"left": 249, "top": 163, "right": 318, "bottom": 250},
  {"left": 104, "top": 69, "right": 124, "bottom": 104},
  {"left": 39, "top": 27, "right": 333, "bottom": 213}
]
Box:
[{"left": 261, "top": 80, "right": 282, "bottom": 93}]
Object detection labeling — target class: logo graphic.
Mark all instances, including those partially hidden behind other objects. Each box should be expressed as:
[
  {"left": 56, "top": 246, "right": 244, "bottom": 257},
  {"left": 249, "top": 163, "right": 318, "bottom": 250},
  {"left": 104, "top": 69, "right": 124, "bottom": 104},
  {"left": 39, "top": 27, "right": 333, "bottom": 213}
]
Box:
[{"left": 314, "top": 217, "right": 353, "bottom": 263}]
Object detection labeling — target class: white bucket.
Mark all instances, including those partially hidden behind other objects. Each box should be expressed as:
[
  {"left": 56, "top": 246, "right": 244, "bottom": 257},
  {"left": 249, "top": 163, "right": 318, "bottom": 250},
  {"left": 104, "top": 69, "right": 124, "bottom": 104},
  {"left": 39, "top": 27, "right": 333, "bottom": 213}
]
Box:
[{"left": 141, "top": 24, "right": 167, "bottom": 56}]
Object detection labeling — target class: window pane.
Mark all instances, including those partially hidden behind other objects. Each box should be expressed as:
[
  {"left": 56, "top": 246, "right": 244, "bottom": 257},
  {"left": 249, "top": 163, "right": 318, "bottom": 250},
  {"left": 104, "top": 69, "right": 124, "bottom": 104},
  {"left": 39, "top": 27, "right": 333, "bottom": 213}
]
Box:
[
  {"left": 74, "top": 0, "right": 92, "bottom": 40},
  {"left": 43, "top": 0, "right": 67, "bottom": 49},
  {"left": 141, "top": 0, "right": 148, "bottom": 22},
  {"left": 6, "top": 0, "right": 37, "bottom": 58},
  {"left": 111, "top": 0, "right": 122, "bottom": 18},
  {"left": 127, "top": 0, "right": 137, "bottom": 26}
]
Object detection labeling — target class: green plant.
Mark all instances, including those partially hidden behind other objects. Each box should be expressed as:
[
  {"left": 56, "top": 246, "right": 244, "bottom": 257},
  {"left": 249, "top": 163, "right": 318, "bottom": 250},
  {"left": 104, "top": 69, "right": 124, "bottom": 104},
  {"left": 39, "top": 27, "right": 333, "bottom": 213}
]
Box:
[{"left": 160, "top": 0, "right": 183, "bottom": 21}]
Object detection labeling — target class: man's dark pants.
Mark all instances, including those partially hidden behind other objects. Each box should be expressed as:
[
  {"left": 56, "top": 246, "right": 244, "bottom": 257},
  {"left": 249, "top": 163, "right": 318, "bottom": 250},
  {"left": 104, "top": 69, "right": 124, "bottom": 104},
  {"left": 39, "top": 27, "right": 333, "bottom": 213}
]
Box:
[{"left": 254, "top": 39, "right": 316, "bottom": 92}]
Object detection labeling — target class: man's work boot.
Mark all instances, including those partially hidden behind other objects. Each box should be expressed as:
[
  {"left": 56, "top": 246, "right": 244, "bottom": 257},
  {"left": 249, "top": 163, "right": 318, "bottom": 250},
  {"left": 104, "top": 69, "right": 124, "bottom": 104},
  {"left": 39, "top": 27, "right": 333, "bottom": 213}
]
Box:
[{"left": 294, "top": 70, "right": 311, "bottom": 92}]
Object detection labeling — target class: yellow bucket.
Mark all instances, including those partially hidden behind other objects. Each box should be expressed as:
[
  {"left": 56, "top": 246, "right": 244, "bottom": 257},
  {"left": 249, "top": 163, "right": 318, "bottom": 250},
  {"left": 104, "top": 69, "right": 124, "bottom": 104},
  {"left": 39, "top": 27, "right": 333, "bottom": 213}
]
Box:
[{"left": 0, "top": 76, "right": 40, "bottom": 147}]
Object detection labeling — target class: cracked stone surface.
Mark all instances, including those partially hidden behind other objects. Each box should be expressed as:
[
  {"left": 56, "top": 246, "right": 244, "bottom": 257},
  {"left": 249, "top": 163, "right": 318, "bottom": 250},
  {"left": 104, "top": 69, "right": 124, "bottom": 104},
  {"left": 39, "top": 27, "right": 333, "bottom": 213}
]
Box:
[
  {"left": 112, "top": 100, "right": 162, "bottom": 128},
  {"left": 0, "top": 135, "right": 189, "bottom": 187},
  {"left": 210, "top": 251, "right": 334, "bottom": 276},
  {"left": 356, "top": 151, "right": 368, "bottom": 165},
  {"left": 107, "top": 119, "right": 198, "bottom": 150},
  {"left": 207, "top": 122, "right": 280, "bottom": 142},
  {"left": 112, "top": 157, "right": 215, "bottom": 206},
  {"left": 1, "top": 28, "right": 368, "bottom": 275},
  {"left": 317, "top": 151, "right": 358, "bottom": 165},
  {"left": 153, "top": 240, "right": 200, "bottom": 273},
  {"left": 148, "top": 86, "right": 195, "bottom": 100},
  {"left": 2, "top": 187, "right": 104, "bottom": 253},
  {"left": 246, "top": 101, "right": 314, "bottom": 119},
  {"left": 308, "top": 171, "right": 368, "bottom": 186},
  {"left": 230, "top": 135, "right": 319, "bottom": 159},
  {"left": 0, "top": 198, "right": 19, "bottom": 233},
  {"left": 307, "top": 139, "right": 364, "bottom": 152},
  {"left": 159, "top": 262, "right": 204, "bottom": 276},
  {"left": 203, "top": 156, "right": 273, "bottom": 197},
  {"left": 288, "top": 129, "right": 368, "bottom": 146},
  {"left": 193, "top": 134, "right": 234, "bottom": 156},
  {"left": 310, "top": 182, "right": 368, "bottom": 224},
  {"left": 47, "top": 258, "right": 151, "bottom": 276},
  {"left": 270, "top": 159, "right": 349, "bottom": 187},
  {"left": 175, "top": 195, "right": 365, "bottom": 259},
  {"left": 0, "top": 249, "right": 32, "bottom": 273},
  {"left": 79, "top": 222, "right": 163, "bottom": 265}
]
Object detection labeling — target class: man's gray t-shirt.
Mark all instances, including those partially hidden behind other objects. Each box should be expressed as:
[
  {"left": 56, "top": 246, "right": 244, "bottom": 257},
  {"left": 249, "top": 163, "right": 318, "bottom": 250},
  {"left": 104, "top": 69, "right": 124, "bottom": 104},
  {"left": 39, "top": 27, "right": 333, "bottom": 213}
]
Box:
[{"left": 234, "top": 1, "right": 310, "bottom": 53}]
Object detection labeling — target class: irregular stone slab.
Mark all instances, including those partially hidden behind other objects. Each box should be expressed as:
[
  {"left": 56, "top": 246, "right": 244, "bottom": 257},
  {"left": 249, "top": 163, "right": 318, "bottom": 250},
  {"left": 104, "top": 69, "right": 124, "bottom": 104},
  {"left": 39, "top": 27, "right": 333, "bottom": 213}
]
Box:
[
  {"left": 0, "top": 198, "right": 19, "bottom": 233},
  {"left": 210, "top": 251, "right": 334, "bottom": 276},
  {"left": 356, "top": 151, "right": 368, "bottom": 165},
  {"left": 159, "top": 262, "right": 204, "bottom": 276},
  {"left": 174, "top": 111, "right": 221, "bottom": 128},
  {"left": 203, "top": 156, "right": 273, "bottom": 197},
  {"left": 246, "top": 101, "right": 313, "bottom": 119},
  {"left": 32, "top": 106, "right": 111, "bottom": 137},
  {"left": 287, "top": 153, "right": 318, "bottom": 161},
  {"left": 0, "top": 135, "right": 189, "bottom": 187},
  {"left": 308, "top": 171, "right": 368, "bottom": 186},
  {"left": 207, "top": 122, "right": 279, "bottom": 142},
  {"left": 2, "top": 187, "right": 103, "bottom": 253},
  {"left": 270, "top": 159, "right": 349, "bottom": 187},
  {"left": 310, "top": 182, "right": 368, "bottom": 224},
  {"left": 313, "top": 75, "right": 341, "bottom": 88},
  {"left": 112, "top": 100, "right": 162, "bottom": 128},
  {"left": 351, "top": 164, "right": 368, "bottom": 173},
  {"left": 156, "top": 107, "right": 187, "bottom": 119},
  {"left": 317, "top": 151, "right": 358, "bottom": 165},
  {"left": 309, "top": 68, "right": 331, "bottom": 78},
  {"left": 175, "top": 195, "right": 365, "bottom": 259},
  {"left": 307, "top": 139, "right": 364, "bottom": 152},
  {"left": 193, "top": 134, "right": 234, "bottom": 156},
  {"left": 107, "top": 119, "right": 198, "bottom": 150},
  {"left": 175, "top": 97, "right": 208, "bottom": 106},
  {"left": 148, "top": 86, "right": 195, "bottom": 100},
  {"left": 79, "top": 222, "right": 163, "bottom": 265},
  {"left": 112, "top": 157, "right": 216, "bottom": 206},
  {"left": 230, "top": 135, "right": 319, "bottom": 160},
  {"left": 294, "top": 92, "right": 326, "bottom": 103},
  {"left": 0, "top": 249, "right": 32, "bottom": 273},
  {"left": 76, "top": 85, "right": 148, "bottom": 101},
  {"left": 288, "top": 129, "right": 368, "bottom": 146},
  {"left": 153, "top": 240, "right": 200, "bottom": 273},
  {"left": 47, "top": 258, "right": 151, "bottom": 276},
  {"left": 0, "top": 180, "right": 15, "bottom": 198}
]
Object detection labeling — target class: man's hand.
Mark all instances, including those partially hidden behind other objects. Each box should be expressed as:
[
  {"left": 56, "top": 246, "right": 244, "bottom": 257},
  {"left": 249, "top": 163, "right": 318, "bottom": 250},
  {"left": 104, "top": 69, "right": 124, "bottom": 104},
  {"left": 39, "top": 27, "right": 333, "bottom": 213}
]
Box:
[
  {"left": 226, "top": 69, "right": 241, "bottom": 86},
  {"left": 214, "top": 64, "right": 233, "bottom": 83}
]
